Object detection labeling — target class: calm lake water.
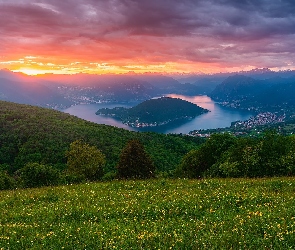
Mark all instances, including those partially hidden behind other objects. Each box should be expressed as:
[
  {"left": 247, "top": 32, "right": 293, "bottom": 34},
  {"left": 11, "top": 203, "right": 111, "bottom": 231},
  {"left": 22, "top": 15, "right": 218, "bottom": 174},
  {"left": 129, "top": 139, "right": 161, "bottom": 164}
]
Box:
[{"left": 62, "top": 94, "right": 253, "bottom": 134}]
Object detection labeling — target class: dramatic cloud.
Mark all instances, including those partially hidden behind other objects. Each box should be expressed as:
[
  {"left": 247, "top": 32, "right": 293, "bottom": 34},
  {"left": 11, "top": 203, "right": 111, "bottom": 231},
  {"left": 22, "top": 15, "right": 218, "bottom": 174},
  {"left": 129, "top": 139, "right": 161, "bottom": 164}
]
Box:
[{"left": 0, "top": 0, "right": 294, "bottom": 74}]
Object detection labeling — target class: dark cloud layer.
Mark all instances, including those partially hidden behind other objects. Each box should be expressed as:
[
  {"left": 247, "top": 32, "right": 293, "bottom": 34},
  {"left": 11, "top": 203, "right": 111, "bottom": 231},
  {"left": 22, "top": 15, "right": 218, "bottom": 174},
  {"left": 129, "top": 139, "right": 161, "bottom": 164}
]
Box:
[{"left": 0, "top": 0, "right": 294, "bottom": 72}]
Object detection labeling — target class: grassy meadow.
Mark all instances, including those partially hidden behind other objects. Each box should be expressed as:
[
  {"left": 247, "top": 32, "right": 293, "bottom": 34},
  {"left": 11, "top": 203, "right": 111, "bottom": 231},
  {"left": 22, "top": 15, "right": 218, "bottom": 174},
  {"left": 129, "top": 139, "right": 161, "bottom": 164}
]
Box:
[{"left": 1, "top": 178, "right": 295, "bottom": 249}]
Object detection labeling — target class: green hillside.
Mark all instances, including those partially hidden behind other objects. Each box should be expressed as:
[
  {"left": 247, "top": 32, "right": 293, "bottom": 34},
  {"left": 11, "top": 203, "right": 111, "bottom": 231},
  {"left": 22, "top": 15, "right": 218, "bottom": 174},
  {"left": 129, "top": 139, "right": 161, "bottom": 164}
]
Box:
[
  {"left": 0, "top": 100, "right": 203, "bottom": 179},
  {"left": 1, "top": 178, "right": 295, "bottom": 249}
]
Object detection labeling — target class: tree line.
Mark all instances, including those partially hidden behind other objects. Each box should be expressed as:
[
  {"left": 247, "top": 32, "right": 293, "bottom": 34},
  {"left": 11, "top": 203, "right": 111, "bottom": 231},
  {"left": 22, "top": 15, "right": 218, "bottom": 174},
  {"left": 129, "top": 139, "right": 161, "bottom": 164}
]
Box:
[
  {"left": 178, "top": 131, "right": 295, "bottom": 178},
  {"left": 2, "top": 129, "right": 295, "bottom": 190},
  {"left": 0, "top": 139, "right": 155, "bottom": 189},
  {"left": 1, "top": 101, "right": 295, "bottom": 190},
  {"left": 0, "top": 101, "right": 202, "bottom": 189}
]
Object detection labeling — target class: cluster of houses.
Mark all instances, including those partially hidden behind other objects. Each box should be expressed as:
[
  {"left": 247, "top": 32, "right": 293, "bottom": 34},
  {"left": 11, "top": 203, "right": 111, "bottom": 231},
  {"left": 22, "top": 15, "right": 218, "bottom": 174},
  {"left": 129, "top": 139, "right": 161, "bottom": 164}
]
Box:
[
  {"left": 188, "top": 112, "right": 286, "bottom": 138},
  {"left": 232, "top": 112, "right": 285, "bottom": 129}
]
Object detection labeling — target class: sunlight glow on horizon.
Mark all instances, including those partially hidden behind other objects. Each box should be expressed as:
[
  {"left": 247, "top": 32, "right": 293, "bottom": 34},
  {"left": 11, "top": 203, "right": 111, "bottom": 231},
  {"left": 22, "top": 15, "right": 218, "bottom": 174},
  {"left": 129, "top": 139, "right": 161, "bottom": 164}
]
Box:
[
  {"left": 2, "top": 55, "right": 294, "bottom": 76},
  {"left": 8, "top": 65, "right": 230, "bottom": 76},
  {"left": 2, "top": 58, "right": 254, "bottom": 76},
  {"left": 1, "top": 1, "right": 294, "bottom": 77}
]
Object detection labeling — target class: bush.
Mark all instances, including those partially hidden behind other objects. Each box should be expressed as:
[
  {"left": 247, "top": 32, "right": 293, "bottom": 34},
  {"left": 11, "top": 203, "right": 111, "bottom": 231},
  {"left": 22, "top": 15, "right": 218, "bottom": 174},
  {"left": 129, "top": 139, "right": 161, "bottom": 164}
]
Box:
[
  {"left": 217, "top": 161, "right": 240, "bottom": 177},
  {"left": 19, "top": 162, "right": 60, "bottom": 188},
  {"left": 178, "top": 133, "right": 236, "bottom": 178},
  {"left": 0, "top": 171, "right": 15, "bottom": 190},
  {"left": 102, "top": 171, "right": 117, "bottom": 182},
  {"left": 61, "top": 172, "right": 86, "bottom": 184},
  {"left": 177, "top": 149, "right": 205, "bottom": 178}
]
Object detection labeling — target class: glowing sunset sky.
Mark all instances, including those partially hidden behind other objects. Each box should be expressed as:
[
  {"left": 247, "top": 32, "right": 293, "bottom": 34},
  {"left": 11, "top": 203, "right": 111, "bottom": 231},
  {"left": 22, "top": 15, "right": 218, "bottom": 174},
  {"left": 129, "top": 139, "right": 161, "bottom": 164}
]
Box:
[{"left": 0, "top": 0, "right": 295, "bottom": 75}]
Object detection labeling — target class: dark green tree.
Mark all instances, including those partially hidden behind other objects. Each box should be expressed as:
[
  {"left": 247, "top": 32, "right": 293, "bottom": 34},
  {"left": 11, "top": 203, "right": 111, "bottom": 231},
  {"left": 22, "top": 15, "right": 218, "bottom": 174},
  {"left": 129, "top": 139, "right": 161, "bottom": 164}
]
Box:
[
  {"left": 258, "top": 130, "right": 291, "bottom": 176},
  {"left": 0, "top": 170, "right": 15, "bottom": 190},
  {"left": 178, "top": 149, "right": 208, "bottom": 178},
  {"left": 116, "top": 139, "right": 155, "bottom": 179},
  {"left": 19, "top": 162, "right": 60, "bottom": 188},
  {"left": 178, "top": 133, "right": 236, "bottom": 178},
  {"left": 210, "top": 137, "right": 259, "bottom": 177},
  {"left": 65, "top": 140, "right": 105, "bottom": 181}
]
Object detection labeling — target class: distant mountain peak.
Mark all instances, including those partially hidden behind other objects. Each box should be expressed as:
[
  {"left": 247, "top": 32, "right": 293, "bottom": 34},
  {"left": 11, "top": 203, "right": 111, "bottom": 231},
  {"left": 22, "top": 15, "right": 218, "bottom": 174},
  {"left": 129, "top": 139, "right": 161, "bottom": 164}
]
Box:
[
  {"left": 221, "top": 74, "right": 256, "bottom": 85},
  {"left": 247, "top": 68, "right": 271, "bottom": 73}
]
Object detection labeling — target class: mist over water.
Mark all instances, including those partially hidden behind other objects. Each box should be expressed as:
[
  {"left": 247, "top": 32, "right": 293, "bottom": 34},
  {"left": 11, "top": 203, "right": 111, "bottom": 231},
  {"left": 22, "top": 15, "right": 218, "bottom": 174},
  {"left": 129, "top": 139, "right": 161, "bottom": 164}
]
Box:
[{"left": 62, "top": 95, "right": 253, "bottom": 134}]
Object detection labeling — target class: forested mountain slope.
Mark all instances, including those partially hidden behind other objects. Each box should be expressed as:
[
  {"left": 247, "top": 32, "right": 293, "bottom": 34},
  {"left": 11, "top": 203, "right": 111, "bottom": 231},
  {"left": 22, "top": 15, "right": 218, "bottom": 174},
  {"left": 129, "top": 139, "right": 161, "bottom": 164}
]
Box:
[
  {"left": 210, "top": 75, "right": 268, "bottom": 101},
  {"left": 210, "top": 74, "right": 295, "bottom": 112},
  {"left": 0, "top": 101, "right": 203, "bottom": 175}
]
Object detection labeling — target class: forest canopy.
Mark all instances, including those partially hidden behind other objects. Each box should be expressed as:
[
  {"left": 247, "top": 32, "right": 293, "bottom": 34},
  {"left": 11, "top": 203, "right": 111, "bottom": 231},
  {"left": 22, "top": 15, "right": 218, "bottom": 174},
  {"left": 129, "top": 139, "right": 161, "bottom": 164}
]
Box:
[{"left": 0, "top": 100, "right": 203, "bottom": 188}]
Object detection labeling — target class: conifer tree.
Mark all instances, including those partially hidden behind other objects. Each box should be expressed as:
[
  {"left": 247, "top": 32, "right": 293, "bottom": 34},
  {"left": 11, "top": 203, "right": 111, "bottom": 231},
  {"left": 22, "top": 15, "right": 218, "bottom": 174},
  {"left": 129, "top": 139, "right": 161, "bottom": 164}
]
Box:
[{"left": 117, "top": 139, "right": 155, "bottom": 179}]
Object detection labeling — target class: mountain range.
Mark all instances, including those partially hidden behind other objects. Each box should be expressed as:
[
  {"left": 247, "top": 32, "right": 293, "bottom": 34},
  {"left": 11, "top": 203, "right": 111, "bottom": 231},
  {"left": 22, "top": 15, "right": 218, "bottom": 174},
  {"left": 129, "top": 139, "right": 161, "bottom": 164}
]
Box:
[
  {"left": 0, "top": 68, "right": 295, "bottom": 112},
  {"left": 210, "top": 74, "right": 295, "bottom": 112},
  {"left": 0, "top": 69, "right": 203, "bottom": 108}
]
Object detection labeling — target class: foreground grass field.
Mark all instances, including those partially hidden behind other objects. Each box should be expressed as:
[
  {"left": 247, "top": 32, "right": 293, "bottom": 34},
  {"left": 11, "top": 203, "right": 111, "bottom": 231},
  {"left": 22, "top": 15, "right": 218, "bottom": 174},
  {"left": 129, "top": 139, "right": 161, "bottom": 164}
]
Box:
[{"left": 1, "top": 178, "right": 295, "bottom": 249}]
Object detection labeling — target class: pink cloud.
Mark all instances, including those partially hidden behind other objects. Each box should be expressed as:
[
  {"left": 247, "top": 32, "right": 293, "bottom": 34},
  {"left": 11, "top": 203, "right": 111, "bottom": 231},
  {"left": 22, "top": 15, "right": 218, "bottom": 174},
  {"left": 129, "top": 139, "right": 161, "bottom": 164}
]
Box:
[{"left": 0, "top": 0, "right": 295, "bottom": 73}]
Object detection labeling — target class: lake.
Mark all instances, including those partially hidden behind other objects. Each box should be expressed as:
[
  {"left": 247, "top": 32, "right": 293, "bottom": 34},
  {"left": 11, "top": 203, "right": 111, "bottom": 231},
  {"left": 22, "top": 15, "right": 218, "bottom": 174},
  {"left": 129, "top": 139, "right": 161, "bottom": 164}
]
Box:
[{"left": 62, "top": 94, "right": 254, "bottom": 134}]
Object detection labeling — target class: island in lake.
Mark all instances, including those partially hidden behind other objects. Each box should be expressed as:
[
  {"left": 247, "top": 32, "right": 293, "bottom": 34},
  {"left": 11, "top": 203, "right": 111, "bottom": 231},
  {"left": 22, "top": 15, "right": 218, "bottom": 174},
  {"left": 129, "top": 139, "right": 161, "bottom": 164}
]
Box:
[{"left": 96, "top": 97, "right": 209, "bottom": 127}]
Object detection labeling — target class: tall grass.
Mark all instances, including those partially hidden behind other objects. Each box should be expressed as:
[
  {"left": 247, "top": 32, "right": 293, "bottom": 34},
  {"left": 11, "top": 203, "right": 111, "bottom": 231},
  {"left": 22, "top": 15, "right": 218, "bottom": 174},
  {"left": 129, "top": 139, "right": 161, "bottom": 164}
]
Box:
[{"left": 1, "top": 178, "right": 295, "bottom": 249}]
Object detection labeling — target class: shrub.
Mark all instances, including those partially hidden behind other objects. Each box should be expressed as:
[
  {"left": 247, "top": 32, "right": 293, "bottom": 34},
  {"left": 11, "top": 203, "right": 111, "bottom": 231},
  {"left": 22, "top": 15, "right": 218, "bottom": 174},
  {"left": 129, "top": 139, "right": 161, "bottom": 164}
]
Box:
[
  {"left": 178, "top": 133, "right": 236, "bottom": 178},
  {"left": 217, "top": 161, "right": 240, "bottom": 177},
  {"left": 0, "top": 171, "right": 15, "bottom": 190},
  {"left": 19, "top": 162, "right": 60, "bottom": 188},
  {"left": 102, "top": 171, "right": 117, "bottom": 181}
]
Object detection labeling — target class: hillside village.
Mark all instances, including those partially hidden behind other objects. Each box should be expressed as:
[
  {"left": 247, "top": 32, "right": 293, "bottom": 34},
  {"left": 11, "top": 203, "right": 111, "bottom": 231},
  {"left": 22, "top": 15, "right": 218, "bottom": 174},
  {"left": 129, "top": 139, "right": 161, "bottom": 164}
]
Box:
[{"left": 189, "top": 112, "right": 288, "bottom": 137}]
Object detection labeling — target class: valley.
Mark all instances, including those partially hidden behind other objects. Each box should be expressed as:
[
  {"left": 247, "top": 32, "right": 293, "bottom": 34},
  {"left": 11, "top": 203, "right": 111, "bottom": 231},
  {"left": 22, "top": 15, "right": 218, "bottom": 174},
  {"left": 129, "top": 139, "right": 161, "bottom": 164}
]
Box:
[
  {"left": 64, "top": 95, "right": 253, "bottom": 134},
  {"left": 1, "top": 68, "right": 295, "bottom": 135}
]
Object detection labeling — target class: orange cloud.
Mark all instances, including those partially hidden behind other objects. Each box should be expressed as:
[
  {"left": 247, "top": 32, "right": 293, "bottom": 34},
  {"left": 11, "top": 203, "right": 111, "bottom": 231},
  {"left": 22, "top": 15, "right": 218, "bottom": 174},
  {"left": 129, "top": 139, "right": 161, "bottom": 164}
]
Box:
[{"left": 1, "top": 0, "right": 295, "bottom": 75}]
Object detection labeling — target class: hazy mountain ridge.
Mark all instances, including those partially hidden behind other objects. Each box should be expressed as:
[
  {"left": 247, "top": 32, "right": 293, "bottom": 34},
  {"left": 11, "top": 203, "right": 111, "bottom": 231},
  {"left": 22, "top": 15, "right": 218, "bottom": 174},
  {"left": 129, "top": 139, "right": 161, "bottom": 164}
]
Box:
[
  {"left": 177, "top": 68, "right": 295, "bottom": 83},
  {"left": 0, "top": 70, "right": 201, "bottom": 107},
  {"left": 210, "top": 75, "right": 268, "bottom": 101},
  {"left": 209, "top": 74, "right": 295, "bottom": 112},
  {"left": 0, "top": 77, "right": 71, "bottom": 108},
  {"left": 1, "top": 68, "right": 295, "bottom": 110},
  {"left": 176, "top": 68, "right": 295, "bottom": 95}
]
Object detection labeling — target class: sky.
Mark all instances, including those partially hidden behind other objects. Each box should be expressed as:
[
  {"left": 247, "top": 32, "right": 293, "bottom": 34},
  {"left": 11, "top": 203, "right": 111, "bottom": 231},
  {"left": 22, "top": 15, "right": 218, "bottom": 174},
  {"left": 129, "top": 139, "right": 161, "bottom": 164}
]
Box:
[{"left": 0, "top": 0, "right": 295, "bottom": 75}]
